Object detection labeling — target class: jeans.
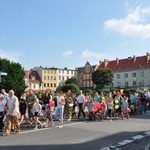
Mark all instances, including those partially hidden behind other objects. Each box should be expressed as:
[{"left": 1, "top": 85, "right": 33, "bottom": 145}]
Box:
[
  {"left": 140, "top": 101, "right": 147, "bottom": 114},
  {"left": 54, "top": 107, "right": 64, "bottom": 125}
]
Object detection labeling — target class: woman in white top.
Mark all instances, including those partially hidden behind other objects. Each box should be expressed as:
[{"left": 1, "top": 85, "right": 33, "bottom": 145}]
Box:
[
  {"left": 0, "top": 94, "right": 6, "bottom": 132},
  {"left": 54, "top": 91, "right": 65, "bottom": 128}
]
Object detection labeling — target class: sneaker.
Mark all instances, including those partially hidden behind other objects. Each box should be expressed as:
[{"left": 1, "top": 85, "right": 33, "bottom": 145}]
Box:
[
  {"left": 58, "top": 125, "right": 63, "bottom": 128},
  {"left": 33, "top": 126, "right": 38, "bottom": 130}
]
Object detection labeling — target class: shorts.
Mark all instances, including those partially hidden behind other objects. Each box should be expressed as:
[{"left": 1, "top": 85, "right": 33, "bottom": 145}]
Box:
[
  {"left": 28, "top": 107, "right": 34, "bottom": 118},
  {"left": 34, "top": 112, "right": 39, "bottom": 117}
]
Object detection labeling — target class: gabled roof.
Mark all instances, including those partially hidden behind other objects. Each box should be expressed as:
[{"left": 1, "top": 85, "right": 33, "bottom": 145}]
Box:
[
  {"left": 97, "top": 53, "right": 150, "bottom": 72},
  {"left": 24, "top": 70, "right": 41, "bottom": 83},
  {"left": 77, "top": 61, "right": 98, "bottom": 73}
]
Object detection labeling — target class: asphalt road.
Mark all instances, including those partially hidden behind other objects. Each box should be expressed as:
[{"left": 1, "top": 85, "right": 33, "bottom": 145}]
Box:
[{"left": 0, "top": 111, "right": 150, "bottom": 150}]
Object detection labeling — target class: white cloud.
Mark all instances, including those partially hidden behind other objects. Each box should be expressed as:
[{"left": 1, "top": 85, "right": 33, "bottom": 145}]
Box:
[
  {"left": 62, "top": 50, "right": 73, "bottom": 57},
  {"left": 104, "top": 5, "right": 150, "bottom": 39},
  {"left": 81, "top": 50, "right": 112, "bottom": 59},
  {"left": 0, "top": 49, "right": 21, "bottom": 62}
]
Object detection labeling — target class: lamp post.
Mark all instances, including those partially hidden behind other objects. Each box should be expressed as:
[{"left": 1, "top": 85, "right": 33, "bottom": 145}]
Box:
[{"left": 139, "top": 65, "right": 145, "bottom": 88}]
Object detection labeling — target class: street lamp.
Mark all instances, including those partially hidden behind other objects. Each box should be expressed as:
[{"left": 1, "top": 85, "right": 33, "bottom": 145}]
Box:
[{"left": 139, "top": 65, "right": 145, "bottom": 88}]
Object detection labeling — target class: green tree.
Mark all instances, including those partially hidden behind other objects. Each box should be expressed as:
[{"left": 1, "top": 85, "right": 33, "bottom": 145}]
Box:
[
  {"left": 0, "top": 58, "right": 26, "bottom": 98},
  {"left": 92, "top": 68, "right": 114, "bottom": 90},
  {"left": 65, "top": 77, "right": 78, "bottom": 86},
  {"left": 61, "top": 83, "right": 79, "bottom": 93}
]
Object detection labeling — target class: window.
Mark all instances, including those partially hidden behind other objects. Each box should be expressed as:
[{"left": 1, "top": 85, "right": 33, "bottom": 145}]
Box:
[
  {"left": 132, "top": 73, "right": 136, "bottom": 77},
  {"left": 62, "top": 70, "right": 64, "bottom": 74},
  {"left": 44, "top": 76, "right": 46, "bottom": 80},
  {"left": 83, "top": 81, "right": 86, "bottom": 87},
  {"left": 83, "top": 75, "right": 86, "bottom": 80},
  {"left": 54, "top": 70, "right": 56, "bottom": 74},
  {"left": 133, "top": 81, "right": 136, "bottom": 85},
  {"left": 67, "top": 70, "right": 69, "bottom": 74},
  {"left": 47, "top": 76, "right": 49, "bottom": 80},
  {"left": 117, "top": 74, "right": 120, "bottom": 79},
  {"left": 62, "top": 76, "right": 64, "bottom": 80},
  {"left": 44, "top": 70, "right": 46, "bottom": 73},
  {"left": 51, "top": 83, "right": 53, "bottom": 87},
  {"left": 87, "top": 81, "right": 89, "bottom": 87},
  {"left": 33, "top": 84, "right": 36, "bottom": 88},
  {"left": 54, "top": 83, "right": 56, "bottom": 87},
  {"left": 90, "top": 81, "right": 93, "bottom": 87},
  {"left": 51, "top": 70, "right": 53, "bottom": 74},
  {"left": 51, "top": 76, "right": 53, "bottom": 80},
  {"left": 140, "top": 72, "right": 144, "bottom": 77},
  {"left": 125, "top": 81, "right": 128, "bottom": 86},
  {"left": 117, "top": 82, "right": 120, "bottom": 87},
  {"left": 59, "top": 70, "right": 61, "bottom": 74},
  {"left": 54, "top": 76, "right": 56, "bottom": 80},
  {"left": 71, "top": 71, "right": 73, "bottom": 74},
  {"left": 59, "top": 76, "right": 61, "bottom": 80},
  {"left": 124, "top": 73, "right": 128, "bottom": 78},
  {"left": 85, "top": 65, "right": 90, "bottom": 73},
  {"left": 44, "top": 83, "right": 46, "bottom": 87},
  {"left": 47, "top": 83, "right": 49, "bottom": 87},
  {"left": 87, "top": 74, "right": 89, "bottom": 79}
]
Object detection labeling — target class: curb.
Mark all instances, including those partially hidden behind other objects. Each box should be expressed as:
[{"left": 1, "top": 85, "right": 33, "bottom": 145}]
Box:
[{"left": 100, "top": 131, "right": 150, "bottom": 150}]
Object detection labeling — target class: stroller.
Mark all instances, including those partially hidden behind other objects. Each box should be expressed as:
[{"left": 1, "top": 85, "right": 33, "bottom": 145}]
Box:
[{"left": 87, "top": 102, "right": 102, "bottom": 121}]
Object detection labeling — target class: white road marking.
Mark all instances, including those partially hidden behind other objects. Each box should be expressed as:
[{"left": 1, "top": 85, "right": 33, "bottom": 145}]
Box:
[{"left": 20, "top": 122, "right": 84, "bottom": 134}]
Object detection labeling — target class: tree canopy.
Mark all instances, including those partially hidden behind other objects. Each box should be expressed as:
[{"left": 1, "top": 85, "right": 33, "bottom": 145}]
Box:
[
  {"left": 65, "top": 77, "right": 78, "bottom": 86},
  {"left": 92, "top": 68, "right": 114, "bottom": 89},
  {"left": 0, "top": 58, "right": 26, "bottom": 98}
]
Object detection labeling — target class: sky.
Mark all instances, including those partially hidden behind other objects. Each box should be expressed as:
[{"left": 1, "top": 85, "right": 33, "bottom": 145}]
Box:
[{"left": 0, "top": 0, "right": 150, "bottom": 69}]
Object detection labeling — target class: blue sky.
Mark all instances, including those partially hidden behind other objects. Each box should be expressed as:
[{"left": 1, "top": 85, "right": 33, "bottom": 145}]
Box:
[{"left": 0, "top": 0, "right": 150, "bottom": 69}]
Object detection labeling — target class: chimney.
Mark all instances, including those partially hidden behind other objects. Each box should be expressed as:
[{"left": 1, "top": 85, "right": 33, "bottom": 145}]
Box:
[
  {"left": 99, "top": 61, "right": 102, "bottom": 65},
  {"left": 146, "top": 52, "right": 150, "bottom": 63},
  {"left": 133, "top": 55, "right": 136, "bottom": 63},
  {"left": 104, "top": 59, "right": 109, "bottom": 68},
  {"left": 116, "top": 58, "right": 119, "bottom": 65}
]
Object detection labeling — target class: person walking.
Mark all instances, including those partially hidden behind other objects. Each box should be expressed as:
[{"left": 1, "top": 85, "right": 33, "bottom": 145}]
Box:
[
  {"left": 33, "top": 98, "right": 43, "bottom": 130},
  {"left": 54, "top": 91, "right": 65, "bottom": 128},
  {"left": 0, "top": 94, "right": 6, "bottom": 132},
  {"left": 2, "top": 90, "right": 20, "bottom": 136},
  {"left": 19, "top": 92, "right": 28, "bottom": 125},
  {"left": 77, "top": 90, "right": 85, "bottom": 119},
  {"left": 26, "top": 89, "right": 37, "bottom": 126}
]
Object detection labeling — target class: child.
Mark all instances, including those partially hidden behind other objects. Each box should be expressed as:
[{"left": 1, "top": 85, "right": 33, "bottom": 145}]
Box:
[
  {"left": 106, "top": 92, "right": 114, "bottom": 122},
  {"left": 99, "top": 97, "right": 107, "bottom": 120},
  {"left": 43, "top": 99, "right": 55, "bottom": 127},
  {"left": 121, "top": 96, "right": 130, "bottom": 119},
  {"left": 33, "top": 98, "right": 43, "bottom": 130}
]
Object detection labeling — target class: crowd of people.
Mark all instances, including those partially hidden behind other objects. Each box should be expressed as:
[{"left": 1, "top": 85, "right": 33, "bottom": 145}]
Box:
[{"left": 0, "top": 88, "right": 149, "bottom": 136}]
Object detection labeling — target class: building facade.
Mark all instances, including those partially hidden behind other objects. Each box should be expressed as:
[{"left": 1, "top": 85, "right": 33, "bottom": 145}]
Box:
[
  {"left": 76, "top": 61, "right": 98, "bottom": 90},
  {"left": 33, "top": 66, "right": 77, "bottom": 92},
  {"left": 24, "top": 70, "right": 41, "bottom": 92},
  {"left": 97, "top": 52, "right": 150, "bottom": 89}
]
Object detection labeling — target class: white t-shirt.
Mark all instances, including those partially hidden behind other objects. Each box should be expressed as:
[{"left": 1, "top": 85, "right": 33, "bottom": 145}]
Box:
[
  {"left": 34, "top": 103, "right": 42, "bottom": 112},
  {"left": 57, "top": 96, "right": 65, "bottom": 108},
  {"left": 0, "top": 100, "right": 6, "bottom": 112},
  {"left": 6, "top": 95, "right": 19, "bottom": 115},
  {"left": 78, "top": 94, "right": 85, "bottom": 103}
]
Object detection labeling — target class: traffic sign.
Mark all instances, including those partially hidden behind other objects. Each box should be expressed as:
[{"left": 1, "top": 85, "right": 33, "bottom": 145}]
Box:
[{"left": 0, "top": 71, "right": 7, "bottom": 76}]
